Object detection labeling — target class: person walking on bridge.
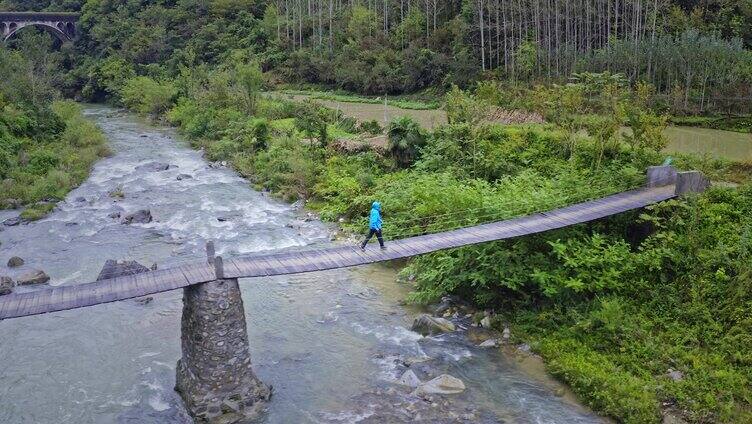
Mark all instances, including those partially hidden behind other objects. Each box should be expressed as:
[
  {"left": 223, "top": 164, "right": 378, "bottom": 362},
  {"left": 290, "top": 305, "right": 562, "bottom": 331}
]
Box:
[{"left": 360, "top": 201, "right": 386, "bottom": 250}]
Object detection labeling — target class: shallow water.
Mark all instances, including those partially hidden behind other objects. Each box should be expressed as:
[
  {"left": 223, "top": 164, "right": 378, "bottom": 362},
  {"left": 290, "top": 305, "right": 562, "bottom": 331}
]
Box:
[{"left": 0, "top": 105, "right": 606, "bottom": 423}]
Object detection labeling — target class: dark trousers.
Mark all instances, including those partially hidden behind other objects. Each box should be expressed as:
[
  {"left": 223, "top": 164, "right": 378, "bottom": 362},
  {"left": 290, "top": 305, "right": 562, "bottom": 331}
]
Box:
[{"left": 361, "top": 228, "right": 384, "bottom": 248}]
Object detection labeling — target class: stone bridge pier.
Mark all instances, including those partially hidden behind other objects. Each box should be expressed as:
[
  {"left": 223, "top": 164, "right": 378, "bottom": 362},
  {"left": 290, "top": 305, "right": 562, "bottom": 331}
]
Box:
[{"left": 175, "top": 242, "right": 270, "bottom": 423}]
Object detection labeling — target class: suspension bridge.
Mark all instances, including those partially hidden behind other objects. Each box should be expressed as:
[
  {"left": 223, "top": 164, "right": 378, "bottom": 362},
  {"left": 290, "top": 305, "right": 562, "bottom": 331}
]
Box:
[
  {"left": 0, "top": 166, "right": 704, "bottom": 321},
  {"left": 0, "top": 166, "right": 706, "bottom": 422}
]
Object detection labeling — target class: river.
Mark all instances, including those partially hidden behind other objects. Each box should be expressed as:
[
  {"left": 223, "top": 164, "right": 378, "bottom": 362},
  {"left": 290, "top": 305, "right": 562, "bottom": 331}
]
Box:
[{"left": 0, "top": 106, "right": 607, "bottom": 423}]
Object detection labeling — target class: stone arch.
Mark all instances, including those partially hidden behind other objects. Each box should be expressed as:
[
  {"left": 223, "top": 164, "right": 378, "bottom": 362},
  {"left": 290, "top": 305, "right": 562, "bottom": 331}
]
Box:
[{"left": 3, "top": 22, "right": 72, "bottom": 43}]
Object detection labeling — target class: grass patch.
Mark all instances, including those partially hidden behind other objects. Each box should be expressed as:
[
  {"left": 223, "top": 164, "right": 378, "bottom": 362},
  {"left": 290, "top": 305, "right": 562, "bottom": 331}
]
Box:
[
  {"left": 19, "top": 202, "right": 55, "bottom": 221},
  {"left": 670, "top": 115, "right": 752, "bottom": 133},
  {"left": 280, "top": 89, "right": 441, "bottom": 110}
]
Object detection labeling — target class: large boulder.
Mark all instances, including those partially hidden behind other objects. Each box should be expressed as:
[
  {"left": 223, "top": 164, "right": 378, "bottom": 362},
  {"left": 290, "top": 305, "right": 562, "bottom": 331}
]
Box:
[
  {"left": 397, "top": 370, "right": 422, "bottom": 388},
  {"left": 135, "top": 162, "right": 172, "bottom": 172},
  {"left": 0, "top": 276, "right": 13, "bottom": 295},
  {"left": 3, "top": 217, "right": 22, "bottom": 226},
  {"left": 7, "top": 256, "right": 24, "bottom": 267},
  {"left": 96, "top": 259, "right": 151, "bottom": 281},
  {"left": 413, "top": 374, "right": 466, "bottom": 395},
  {"left": 410, "top": 314, "right": 456, "bottom": 336},
  {"left": 122, "top": 209, "right": 152, "bottom": 224},
  {"left": 16, "top": 270, "right": 50, "bottom": 286}
]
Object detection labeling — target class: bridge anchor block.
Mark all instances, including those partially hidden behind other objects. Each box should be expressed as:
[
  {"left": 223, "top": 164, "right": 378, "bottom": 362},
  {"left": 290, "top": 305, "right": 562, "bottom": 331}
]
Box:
[{"left": 175, "top": 242, "right": 270, "bottom": 423}]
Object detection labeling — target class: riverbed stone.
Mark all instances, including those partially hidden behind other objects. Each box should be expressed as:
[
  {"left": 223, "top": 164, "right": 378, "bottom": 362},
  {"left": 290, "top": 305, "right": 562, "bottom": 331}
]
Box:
[
  {"left": 466, "top": 327, "right": 495, "bottom": 344},
  {"left": 16, "top": 270, "right": 50, "bottom": 286},
  {"left": 480, "top": 316, "right": 492, "bottom": 328},
  {"left": 96, "top": 259, "right": 151, "bottom": 281},
  {"left": 0, "top": 276, "right": 13, "bottom": 295},
  {"left": 413, "top": 374, "right": 466, "bottom": 395},
  {"left": 3, "top": 216, "right": 22, "bottom": 226},
  {"left": 667, "top": 369, "right": 685, "bottom": 382},
  {"left": 410, "top": 314, "right": 455, "bottom": 336},
  {"left": 177, "top": 174, "right": 193, "bottom": 181},
  {"left": 478, "top": 339, "right": 498, "bottom": 348},
  {"left": 135, "top": 161, "right": 171, "bottom": 172},
  {"left": 175, "top": 278, "right": 270, "bottom": 423},
  {"left": 122, "top": 209, "right": 152, "bottom": 224},
  {"left": 397, "top": 370, "right": 422, "bottom": 388},
  {"left": 7, "top": 256, "right": 24, "bottom": 267}
]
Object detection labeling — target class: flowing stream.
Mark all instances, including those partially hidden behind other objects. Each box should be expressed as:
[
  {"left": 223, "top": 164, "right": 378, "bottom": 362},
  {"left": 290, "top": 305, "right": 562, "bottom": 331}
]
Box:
[{"left": 0, "top": 105, "right": 607, "bottom": 423}]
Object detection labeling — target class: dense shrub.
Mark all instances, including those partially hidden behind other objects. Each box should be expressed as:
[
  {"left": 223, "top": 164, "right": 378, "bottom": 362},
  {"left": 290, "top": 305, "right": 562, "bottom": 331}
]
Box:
[{"left": 120, "top": 77, "right": 177, "bottom": 116}]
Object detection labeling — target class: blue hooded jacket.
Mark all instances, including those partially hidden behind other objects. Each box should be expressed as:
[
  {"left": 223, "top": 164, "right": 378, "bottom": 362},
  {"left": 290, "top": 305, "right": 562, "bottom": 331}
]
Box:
[{"left": 369, "top": 201, "right": 382, "bottom": 230}]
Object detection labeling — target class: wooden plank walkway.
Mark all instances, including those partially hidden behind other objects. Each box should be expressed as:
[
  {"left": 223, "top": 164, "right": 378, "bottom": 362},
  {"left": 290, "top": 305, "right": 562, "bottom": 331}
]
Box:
[{"left": 0, "top": 185, "right": 676, "bottom": 320}]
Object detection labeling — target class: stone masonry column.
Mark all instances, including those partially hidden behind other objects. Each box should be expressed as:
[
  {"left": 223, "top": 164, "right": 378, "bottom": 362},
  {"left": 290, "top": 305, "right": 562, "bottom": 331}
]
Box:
[{"left": 175, "top": 242, "right": 271, "bottom": 423}]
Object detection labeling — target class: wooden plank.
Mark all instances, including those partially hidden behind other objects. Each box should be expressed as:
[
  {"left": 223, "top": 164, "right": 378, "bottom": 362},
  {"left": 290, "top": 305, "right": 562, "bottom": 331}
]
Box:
[
  {"left": 384, "top": 241, "right": 414, "bottom": 258},
  {"left": 280, "top": 251, "right": 324, "bottom": 273},
  {"left": 232, "top": 257, "right": 269, "bottom": 278},
  {"left": 331, "top": 249, "right": 362, "bottom": 267},
  {"left": 3, "top": 295, "right": 24, "bottom": 318},
  {"left": 221, "top": 259, "right": 243, "bottom": 279},
  {"left": 15, "top": 293, "right": 31, "bottom": 317},
  {"left": 348, "top": 247, "right": 373, "bottom": 265},
  {"left": 0, "top": 294, "right": 17, "bottom": 318},
  {"left": 55, "top": 287, "right": 74, "bottom": 312},
  {"left": 285, "top": 251, "right": 314, "bottom": 273}
]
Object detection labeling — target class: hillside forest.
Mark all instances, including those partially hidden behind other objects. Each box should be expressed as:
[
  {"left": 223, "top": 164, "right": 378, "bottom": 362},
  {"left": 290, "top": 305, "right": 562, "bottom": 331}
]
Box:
[{"left": 0, "top": 1, "right": 751, "bottom": 423}]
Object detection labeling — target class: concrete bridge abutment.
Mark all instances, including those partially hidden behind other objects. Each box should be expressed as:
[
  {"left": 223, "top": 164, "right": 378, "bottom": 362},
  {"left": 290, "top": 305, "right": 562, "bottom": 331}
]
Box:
[{"left": 175, "top": 242, "right": 270, "bottom": 423}]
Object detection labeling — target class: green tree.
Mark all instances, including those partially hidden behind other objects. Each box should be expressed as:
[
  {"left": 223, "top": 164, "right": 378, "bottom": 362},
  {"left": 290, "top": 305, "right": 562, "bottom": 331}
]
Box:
[
  {"left": 386, "top": 116, "right": 426, "bottom": 168},
  {"left": 235, "top": 60, "right": 264, "bottom": 115}
]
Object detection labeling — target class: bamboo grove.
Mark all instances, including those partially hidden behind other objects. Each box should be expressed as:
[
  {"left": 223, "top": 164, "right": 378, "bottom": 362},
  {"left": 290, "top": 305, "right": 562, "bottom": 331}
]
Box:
[{"left": 266, "top": 0, "right": 751, "bottom": 110}]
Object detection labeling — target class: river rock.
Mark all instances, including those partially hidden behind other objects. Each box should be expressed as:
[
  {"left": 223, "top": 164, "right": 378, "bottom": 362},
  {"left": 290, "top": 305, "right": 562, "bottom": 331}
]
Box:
[
  {"left": 7, "top": 256, "right": 24, "bottom": 267},
  {"left": 3, "top": 217, "right": 22, "bottom": 226},
  {"left": 480, "top": 315, "right": 492, "bottom": 328},
  {"left": 478, "top": 339, "right": 498, "bottom": 348},
  {"left": 107, "top": 187, "right": 125, "bottom": 199},
  {"left": 517, "top": 343, "right": 532, "bottom": 354},
  {"left": 107, "top": 211, "right": 121, "bottom": 219},
  {"left": 413, "top": 374, "right": 466, "bottom": 395},
  {"left": 135, "top": 162, "right": 171, "bottom": 172},
  {"left": 466, "top": 327, "right": 495, "bottom": 344},
  {"left": 0, "top": 276, "right": 13, "bottom": 295},
  {"left": 176, "top": 174, "right": 192, "bottom": 181},
  {"left": 134, "top": 296, "right": 153, "bottom": 305},
  {"left": 667, "top": 369, "right": 684, "bottom": 382},
  {"left": 16, "top": 270, "right": 50, "bottom": 286},
  {"left": 662, "top": 413, "right": 690, "bottom": 424},
  {"left": 397, "top": 370, "right": 422, "bottom": 388},
  {"left": 502, "top": 326, "right": 511, "bottom": 344},
  {"left": 122, "top": 209, "right": 152, "bottom": 224},
  {"left": 96, "top": 259, "right": 151, "bottom": 281},
  {"left": 410, "top": 314, "right": 456, "bottom": 336}
]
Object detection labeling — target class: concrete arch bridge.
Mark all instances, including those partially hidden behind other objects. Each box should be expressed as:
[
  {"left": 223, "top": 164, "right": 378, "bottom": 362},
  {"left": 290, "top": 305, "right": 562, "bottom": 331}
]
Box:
[{"left": 0, "top": 12, "right": 78, "bottom": 43}]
